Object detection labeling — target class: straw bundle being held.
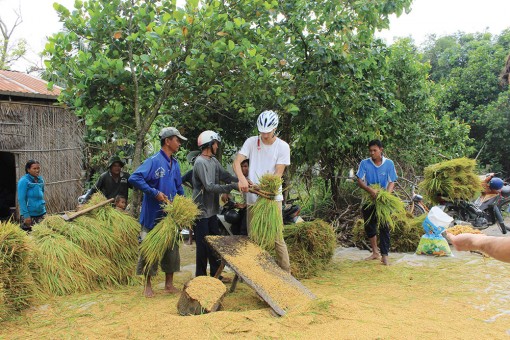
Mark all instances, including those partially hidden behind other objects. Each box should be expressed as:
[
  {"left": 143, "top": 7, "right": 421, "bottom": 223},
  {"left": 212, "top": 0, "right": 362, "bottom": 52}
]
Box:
[
  {"left": 419, "top": 157, "right": 482, "bottom": 204},
  {"left": 362, "top": 185, "right": 407, "bottom": 231},
  {"left": 283, "top": 219, "right": 336, "bottom": 278},
  {"left": 250, "top": 174, "right": 283, "bottom": 250},
  {"left": 0, "top": 221, "right": 35, "bottom": 320},
  {"left": 140, "top": 195, "right": 200, "bottom": 273}
]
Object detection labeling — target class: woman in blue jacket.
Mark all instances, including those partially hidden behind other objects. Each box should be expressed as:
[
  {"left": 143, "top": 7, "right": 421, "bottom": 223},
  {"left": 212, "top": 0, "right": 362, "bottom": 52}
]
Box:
[{"left": 17, "top": 160, "right": 46, "bottom": 231}]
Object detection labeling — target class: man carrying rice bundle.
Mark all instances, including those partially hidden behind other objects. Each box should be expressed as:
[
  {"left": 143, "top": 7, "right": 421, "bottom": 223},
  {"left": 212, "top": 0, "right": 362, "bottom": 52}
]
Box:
[
  {"left": 233, "top": 110, "right": 291, "bottom": 273},
  {"left": 129, "top": 127, "right": 187, "bottom": 297},
  {"left": 356, "top": 139, "right": 398, "bottom": 266}
]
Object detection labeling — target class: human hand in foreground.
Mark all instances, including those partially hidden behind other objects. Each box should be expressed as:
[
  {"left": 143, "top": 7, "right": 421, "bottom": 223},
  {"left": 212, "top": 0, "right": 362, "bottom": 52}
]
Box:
[{"left": 155, "top": 191, "right": 169, "bottom": 203}]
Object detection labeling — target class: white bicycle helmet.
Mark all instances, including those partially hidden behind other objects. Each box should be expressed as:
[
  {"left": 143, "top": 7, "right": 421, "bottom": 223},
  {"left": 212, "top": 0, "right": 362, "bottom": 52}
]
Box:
[
  {"left": 257, "top": 110, "right": 279, "bottom": 133},
  {"left": 197, "top": 130, "right": 221, "bottom": 149}
]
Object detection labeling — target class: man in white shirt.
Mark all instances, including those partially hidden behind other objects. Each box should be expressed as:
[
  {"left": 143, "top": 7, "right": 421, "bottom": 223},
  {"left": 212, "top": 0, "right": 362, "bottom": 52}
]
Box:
[{"left": 233, "top": 110, "right": 291, "bottom": 272}]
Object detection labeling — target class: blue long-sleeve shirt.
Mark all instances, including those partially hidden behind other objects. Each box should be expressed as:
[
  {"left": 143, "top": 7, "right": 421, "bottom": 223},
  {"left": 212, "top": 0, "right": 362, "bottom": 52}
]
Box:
[
  {"left": 129, "top": 150, "right": 184, "bottom": 230},
  {"left": 17, "top": 173, "right": 46, "bottom": 219}
]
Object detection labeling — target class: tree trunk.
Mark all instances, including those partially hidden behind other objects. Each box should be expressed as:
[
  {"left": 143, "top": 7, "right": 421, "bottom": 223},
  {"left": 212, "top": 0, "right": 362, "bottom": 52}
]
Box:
[
  {"left": 177, "top": 276, "right": 227, "bottom": 316},
  {"left": 129, "top": 131, "right": 146, "bottom": 218}
]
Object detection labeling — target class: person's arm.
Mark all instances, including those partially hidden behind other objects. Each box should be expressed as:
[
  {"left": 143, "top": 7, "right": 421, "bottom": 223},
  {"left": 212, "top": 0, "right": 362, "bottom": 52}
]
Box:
[
  {"left": 274, "top": 164, "right": 286, "bottom": 177},
  {"left": 357, "top": 177, "right": 377, "bottom": 200},
  {"left": 386, "top": 160, "right": 398, "bottom": 194},
  {"left": 174, "top": 162, "right": 185, "bottom": 196},
  {"left": 195, "top": 161, "right": 237, "bottom": 194},
  {"left": 447, "top": 233, "right": 510, "bottom": 263},
  {"left": 128, "top": 161, "right": 160, "bottom": 198},
  {"left": 17, "top": 178, "right": 30, "bottom": 221},
  {"left": 356, "top": 161, "right": 377, "bottom": 199},
  {"left": 83, "top": 174, "right": 104, "bottom": 201},
  {"left": 219, "top": 166, "right": 238, "bottom": 184},
  {"left": 233, "top": 153, "right": 249, "bottom": 193},
  {"left": 387, "top": 181, "right": 395, "bottom": 194}
]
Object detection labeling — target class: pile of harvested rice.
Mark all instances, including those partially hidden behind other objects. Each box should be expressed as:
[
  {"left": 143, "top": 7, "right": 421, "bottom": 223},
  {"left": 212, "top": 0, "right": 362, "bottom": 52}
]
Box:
[
  {"left": 283, "top": 219, "right": 336, "bottom": 278},
  {"left": 0, "top": 221, "right": 35, "bottom": 320},
  {"left": 140, "top": 195, "right": 199, "bottom": 273},
  {"left": 446, "top": 225, "right": 483, "bottom": 235},
  {"left": 29, "top": 193, "right": 141, "bottom": 296},
  {"left": 419, "top": 157, "right": 482, "bottom": 204},
  {"left": 250, "top": 174, "right": 283, "bottom": 250},
  {"left": 362, "top": 185, "right": 407, "bottom": 231},
  {"left": 180, "top": 276, "right": 227, "bottom": 313},
  {"left": 210, "top": 236, "right": 312, "bottom": 311},
  {"left": 352, "top": 213, "right": 423, "bottom": 252}
]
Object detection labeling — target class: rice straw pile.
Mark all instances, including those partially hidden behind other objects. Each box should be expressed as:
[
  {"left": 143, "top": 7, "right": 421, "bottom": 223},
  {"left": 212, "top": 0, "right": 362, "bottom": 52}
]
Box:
[
  {"left": 0, "top": 221, "right": 35, "bottom": 320},
  {"left": 362, "top": 185, "right": 407, "bottom": 231},
  {"left": 250, "top": 174, "right": 283, "bottom": 250},
  {"left": 419, "top": 157, "right": 482, "bottom": 204},
  {"left": 140, "top": 195, "right": 199, "bottom": 273},
  {"left": 283, "top": 219, "right": 336, "bottom": 278},
  {"left": 30, "top": 193, "right": 141, "bottom": 296},
  {"left": 352, "top": 213, "right": 423, "bottom": 252}
]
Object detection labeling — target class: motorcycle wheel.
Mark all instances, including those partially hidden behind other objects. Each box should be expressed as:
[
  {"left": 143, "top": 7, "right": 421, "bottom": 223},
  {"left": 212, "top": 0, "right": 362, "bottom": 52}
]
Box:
[
  {"left": 497, "top": 198, "right": 510, "bottom": 232},
  {"left": 405, "top": 201, "right": 426, "bottom": 218},
  {"left": 445, "top": 208, "right": 476, "bottom": 228}
]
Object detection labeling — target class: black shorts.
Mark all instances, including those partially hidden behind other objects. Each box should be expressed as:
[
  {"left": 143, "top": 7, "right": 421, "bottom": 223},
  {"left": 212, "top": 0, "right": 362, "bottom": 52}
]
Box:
[{"left": 361, "top": 204, "right": 378, "bottom": 238}]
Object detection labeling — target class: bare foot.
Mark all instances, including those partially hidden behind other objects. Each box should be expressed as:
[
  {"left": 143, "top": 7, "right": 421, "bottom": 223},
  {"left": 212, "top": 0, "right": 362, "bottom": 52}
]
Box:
[
  {"left": 144, "top": 286, "right": 155, "bottom": 298},
  {"left": 365, "top": 253, "right": 381, "bottom": 261},
  {"left": 164, "top": 286, "right": 181, "bottom": 294},
  {"left": 381, "top": 255, "right": 389, "bottom": 266}
]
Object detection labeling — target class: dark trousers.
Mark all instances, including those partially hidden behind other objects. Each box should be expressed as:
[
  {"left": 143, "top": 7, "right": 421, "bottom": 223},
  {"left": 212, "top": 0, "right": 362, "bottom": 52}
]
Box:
[
  {"left": 195, "top": 216, "right": 221, "bottom": 277},
  {"left": 361, "top": 204, "right": 390, "bottom": 256}
]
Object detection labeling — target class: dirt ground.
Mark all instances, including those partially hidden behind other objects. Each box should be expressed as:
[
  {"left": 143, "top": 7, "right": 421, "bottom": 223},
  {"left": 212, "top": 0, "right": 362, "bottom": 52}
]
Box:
[{"left": 2, "top": 231, "right": 510, "bottom": 339}]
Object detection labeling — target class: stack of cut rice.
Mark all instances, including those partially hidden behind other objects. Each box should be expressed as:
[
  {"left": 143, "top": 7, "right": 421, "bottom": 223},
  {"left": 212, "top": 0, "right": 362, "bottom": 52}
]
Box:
[
  {"left": 419, "top": 157, "right": 482, "bottom": 204},
  {"left": 0, "top": 221, "right": 35, "bottom": 321},
  {"left": 283, "top": 219, "right": 336, "bottom": 278},
  {"left": 352, "top": 213, "right": 424, "bottom": 253},
  {"left": 30, "top": 193, "right": 141, "bottom": 296}
]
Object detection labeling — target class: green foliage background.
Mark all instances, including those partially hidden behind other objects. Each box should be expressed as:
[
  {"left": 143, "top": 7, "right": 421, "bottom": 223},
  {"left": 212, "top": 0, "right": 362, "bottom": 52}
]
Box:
[{"left": 41, "top": 0, "right": 510, "bottom": 219}]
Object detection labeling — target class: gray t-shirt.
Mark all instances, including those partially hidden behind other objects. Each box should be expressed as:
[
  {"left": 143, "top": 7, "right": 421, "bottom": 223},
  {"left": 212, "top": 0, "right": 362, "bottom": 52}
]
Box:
[{"left": 192, "top": 155, "right": 238, "bottom": 218}]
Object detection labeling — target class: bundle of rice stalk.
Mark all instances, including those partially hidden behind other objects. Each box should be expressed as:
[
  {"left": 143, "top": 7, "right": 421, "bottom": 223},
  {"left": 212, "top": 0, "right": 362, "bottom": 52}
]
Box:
[
  {"left": 30, "top": 224, "right": 105, "bottom": 296},
  {"left": 0, "top": 221, "right": 35, "bottom": 317},
  {"left": 140, "top": 217, "right": 179, "bottom": 273},
  {"left": 250, "top": 174, "right": 283, "bottom": 250},
  {"left": 0, "top": 282, "right": 6, "bottom": 321},
  {"left": 139, "top": 196, "right": 200, "bottom": 273},
  {"left": 283, "top": 219, "right": 336, "bottom": 278},
  {"left": 419, "top": 157, "right": 482, "bottom": 204},
  {"left": 390, "top": 214, "right": 423, "bottom": 252},
  {"left": 164, "top": 195, "right": 200, "bottom": 230},
  {"left": 362, "top": 185, "right": 406, "bottom": 231},
  {"left": 82, "top": 195, "right": 140, "bottom": 285}
]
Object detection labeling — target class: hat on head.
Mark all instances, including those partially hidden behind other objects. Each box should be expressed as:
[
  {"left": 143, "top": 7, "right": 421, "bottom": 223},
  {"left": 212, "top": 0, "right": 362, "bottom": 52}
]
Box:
[
  {"left": 108, "top": 155, "right": 125, "bottom": 168},
  {"left": 159, "top": 127, "right": 188, "bottom": 141}
]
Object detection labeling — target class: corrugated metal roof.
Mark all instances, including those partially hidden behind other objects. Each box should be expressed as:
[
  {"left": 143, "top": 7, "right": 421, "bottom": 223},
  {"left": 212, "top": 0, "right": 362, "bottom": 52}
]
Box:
[{"left": 0, "top": 70, "right": 61, "bottom": 99}]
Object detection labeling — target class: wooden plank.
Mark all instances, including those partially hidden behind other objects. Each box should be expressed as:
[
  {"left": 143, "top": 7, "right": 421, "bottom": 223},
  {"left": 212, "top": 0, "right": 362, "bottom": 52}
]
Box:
[{"left": 205, "top": 235, "right": 315, "bottom": 316}]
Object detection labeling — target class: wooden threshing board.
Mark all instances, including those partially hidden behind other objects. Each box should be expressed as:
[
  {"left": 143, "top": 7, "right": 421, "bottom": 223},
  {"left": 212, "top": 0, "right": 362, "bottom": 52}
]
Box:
[{"left": 205, "top": 235, "right": 316, "bottom": 316}]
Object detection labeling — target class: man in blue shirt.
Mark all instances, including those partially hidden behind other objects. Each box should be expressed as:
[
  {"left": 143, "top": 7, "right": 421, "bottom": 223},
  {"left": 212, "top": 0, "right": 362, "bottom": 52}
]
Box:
[
  {"left": 129, "top": 127, "right": 187, "bottom": 297},
  {"left": 356, "top": 139, "right": 398, "bottom": 265}
]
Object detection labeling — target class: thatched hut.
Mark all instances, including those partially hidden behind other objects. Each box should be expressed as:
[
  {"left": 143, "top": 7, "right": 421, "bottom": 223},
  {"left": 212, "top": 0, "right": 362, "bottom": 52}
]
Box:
[{"left": 0, "top": 70, "right": 83, "bottom": 219}]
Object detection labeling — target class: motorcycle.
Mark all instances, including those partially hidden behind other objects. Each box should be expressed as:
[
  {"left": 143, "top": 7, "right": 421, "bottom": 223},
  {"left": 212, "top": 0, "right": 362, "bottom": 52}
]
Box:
[
  {"left": 282, "top": 198, "right": 304, "bottom": 224},
  {"left": 440, "top": 173, "right": 510, "bottom": 234}
]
